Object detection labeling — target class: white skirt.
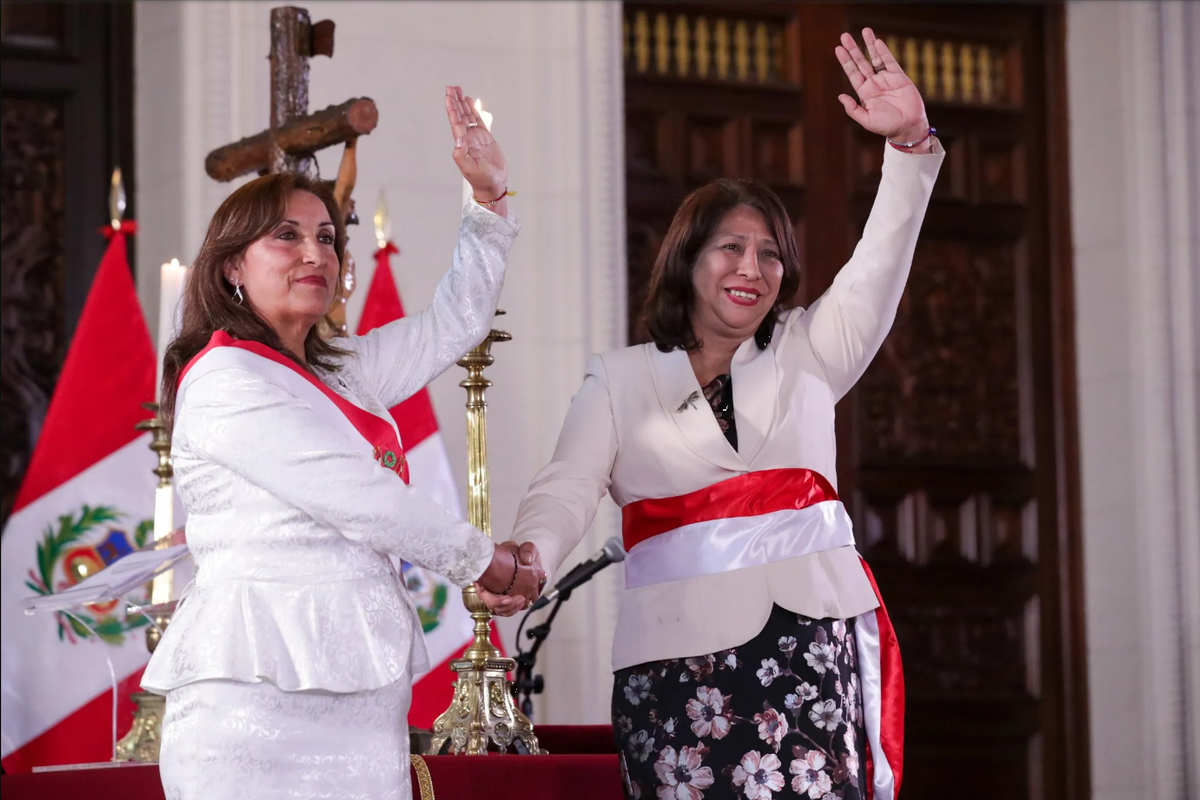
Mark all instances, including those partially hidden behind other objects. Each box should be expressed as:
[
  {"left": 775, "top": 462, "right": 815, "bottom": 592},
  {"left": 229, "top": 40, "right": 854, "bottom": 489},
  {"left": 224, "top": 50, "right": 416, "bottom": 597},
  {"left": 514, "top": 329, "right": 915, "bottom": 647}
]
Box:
[{"left": 158, "top": 678, "right": 412, "bottom": 800}]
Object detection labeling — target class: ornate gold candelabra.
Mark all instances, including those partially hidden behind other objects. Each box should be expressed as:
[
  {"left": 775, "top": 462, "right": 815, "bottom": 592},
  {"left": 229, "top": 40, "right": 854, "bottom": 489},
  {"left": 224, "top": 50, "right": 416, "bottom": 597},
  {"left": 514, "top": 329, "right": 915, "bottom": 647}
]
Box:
[
  {"left": 427, "top": 312, "right": 540, "bottom": 756},
  {"left": 115, "top": 402, "right": 176, "bottom": 763}
]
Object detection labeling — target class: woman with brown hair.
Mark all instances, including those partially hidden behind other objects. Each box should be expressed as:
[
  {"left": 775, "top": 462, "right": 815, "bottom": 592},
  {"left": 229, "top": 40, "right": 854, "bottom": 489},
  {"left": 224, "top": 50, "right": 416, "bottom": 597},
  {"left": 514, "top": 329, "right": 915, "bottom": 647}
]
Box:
[
  {"left": 508, "top": 30, "right": 942, "bottom": 800},
  {"left": 140, "top": 86, "right": 545, "bottom": 800}
]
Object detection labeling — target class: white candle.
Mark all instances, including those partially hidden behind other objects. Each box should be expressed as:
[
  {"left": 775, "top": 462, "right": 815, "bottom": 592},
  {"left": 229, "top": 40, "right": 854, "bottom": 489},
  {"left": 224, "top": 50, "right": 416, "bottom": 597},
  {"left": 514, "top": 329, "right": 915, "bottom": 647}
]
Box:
[
  {"left": 462, "top": 98, "right": 494, "bottom": 208},
  {"left": 156, "top": 259, "right": 187, "bottom": 398},
  {"left": 150, "top": 484, "right": 174, "bottom": 605}
]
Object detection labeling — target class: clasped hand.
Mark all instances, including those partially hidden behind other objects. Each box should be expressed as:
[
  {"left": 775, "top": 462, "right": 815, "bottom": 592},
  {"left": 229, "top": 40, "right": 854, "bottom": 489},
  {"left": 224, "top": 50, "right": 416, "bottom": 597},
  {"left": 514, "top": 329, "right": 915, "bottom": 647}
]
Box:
[{"left": 476, "top": 541, "right": 545, "bottom": 617}]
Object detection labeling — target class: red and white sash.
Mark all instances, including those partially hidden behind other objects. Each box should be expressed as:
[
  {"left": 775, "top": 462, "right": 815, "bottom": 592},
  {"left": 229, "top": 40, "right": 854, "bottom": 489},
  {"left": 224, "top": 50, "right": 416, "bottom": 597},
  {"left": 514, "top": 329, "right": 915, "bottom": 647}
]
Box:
[
  {"left": 621, "top": 468, "right": 904, "bottom": 800},
  {"left": 180, "top": 331, "right": 410, "bottom": 483}
]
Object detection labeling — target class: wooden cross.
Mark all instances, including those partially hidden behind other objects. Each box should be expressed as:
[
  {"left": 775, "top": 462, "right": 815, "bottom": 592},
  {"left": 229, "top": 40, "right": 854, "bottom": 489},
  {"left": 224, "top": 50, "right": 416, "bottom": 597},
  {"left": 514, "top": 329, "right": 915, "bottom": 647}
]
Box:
[
  {"left": 204, "top": 6, "right": 377, "bottom": 183},
  {"left": 203, "top": 5, "right": 375, "bottom": 335}
]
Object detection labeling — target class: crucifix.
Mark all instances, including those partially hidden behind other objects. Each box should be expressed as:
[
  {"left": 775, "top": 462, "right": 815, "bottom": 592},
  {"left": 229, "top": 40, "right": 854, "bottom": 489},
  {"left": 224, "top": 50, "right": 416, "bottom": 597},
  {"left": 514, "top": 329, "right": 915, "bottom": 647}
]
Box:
[{"left": 204, "top": 5, "right": 377, "bottom": 334}]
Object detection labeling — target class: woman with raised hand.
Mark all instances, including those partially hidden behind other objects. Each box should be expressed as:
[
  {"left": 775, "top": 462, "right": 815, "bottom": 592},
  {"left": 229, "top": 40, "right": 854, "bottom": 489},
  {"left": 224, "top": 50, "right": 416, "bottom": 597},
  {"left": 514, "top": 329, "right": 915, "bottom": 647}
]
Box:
[
  {"left": 142, "top": 86, "right": 545, "bottom": 800},
  {"left": 507, "top": 30, "right": 942, "bottom": 800}
]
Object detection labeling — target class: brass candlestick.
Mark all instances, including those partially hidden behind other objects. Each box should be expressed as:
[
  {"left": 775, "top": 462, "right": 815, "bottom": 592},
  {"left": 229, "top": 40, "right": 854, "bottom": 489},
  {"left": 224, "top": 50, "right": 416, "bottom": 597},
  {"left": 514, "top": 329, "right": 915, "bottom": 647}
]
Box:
[
  {"left": 113, "top": 618, "right": 170, "bottom": 763},
  {"left": 115, "top": 402, "right": 177, "bottom": 763},
  {"left": 427, "top": 312, "right": 540, "bottom": 756}
]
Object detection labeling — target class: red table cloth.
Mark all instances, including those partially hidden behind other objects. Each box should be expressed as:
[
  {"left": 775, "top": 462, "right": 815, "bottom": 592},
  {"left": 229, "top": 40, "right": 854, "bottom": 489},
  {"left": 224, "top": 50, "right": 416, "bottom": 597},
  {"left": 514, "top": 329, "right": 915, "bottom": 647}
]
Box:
[{"left": 1, "top": 725, "right": 623, "bottom": 800}]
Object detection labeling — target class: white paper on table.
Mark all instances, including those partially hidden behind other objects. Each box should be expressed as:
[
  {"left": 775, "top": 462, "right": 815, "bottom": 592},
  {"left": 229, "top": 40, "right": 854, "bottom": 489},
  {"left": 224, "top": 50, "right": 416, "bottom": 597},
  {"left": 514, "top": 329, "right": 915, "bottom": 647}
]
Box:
[{"left": 21, "top": 544, "right": 191, "bottom": 613}]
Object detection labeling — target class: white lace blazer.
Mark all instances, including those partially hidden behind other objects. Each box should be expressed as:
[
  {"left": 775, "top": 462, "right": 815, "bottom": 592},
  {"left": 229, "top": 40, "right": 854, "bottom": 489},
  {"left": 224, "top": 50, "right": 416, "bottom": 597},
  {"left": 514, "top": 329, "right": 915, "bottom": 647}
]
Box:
[
  {"left": 511, "top": 145, "right": 943, "bottom": 670},
  {"left": 141, "top": 202, "right": 520, "bottom": 695}
]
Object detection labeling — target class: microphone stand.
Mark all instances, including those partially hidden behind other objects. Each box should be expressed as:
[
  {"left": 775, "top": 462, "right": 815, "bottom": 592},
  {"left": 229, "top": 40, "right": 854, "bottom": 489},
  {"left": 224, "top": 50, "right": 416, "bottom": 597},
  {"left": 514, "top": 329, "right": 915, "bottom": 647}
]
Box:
[{"left": 513, "top": 590, "right": 571, "bottom": 719}]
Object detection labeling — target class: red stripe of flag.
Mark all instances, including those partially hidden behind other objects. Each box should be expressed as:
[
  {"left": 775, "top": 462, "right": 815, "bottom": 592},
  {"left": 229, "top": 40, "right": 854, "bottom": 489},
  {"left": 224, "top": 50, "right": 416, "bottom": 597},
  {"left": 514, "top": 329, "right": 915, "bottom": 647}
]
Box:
[
  {"left": 0, "top": 668, "right": 145, "bottom": 773},
  {"left": 357, "top": 244, "right": 438, "bottom": 449},
  {"left": 12, "top": 228, "right": 155, "bottom": 514}
]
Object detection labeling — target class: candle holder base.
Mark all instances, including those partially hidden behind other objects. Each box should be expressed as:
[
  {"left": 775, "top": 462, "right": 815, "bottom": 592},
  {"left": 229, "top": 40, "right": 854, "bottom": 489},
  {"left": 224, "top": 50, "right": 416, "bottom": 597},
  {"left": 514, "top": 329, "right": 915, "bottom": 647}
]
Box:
[
  {"left": 426, "top": 586, "right": 541, "bottom": 756},
  {"left": 115, "top": 603, "right": 175, "bottom": 763},
  {"left": 114, "top": 692, "right": 166, "bottom": 763}
]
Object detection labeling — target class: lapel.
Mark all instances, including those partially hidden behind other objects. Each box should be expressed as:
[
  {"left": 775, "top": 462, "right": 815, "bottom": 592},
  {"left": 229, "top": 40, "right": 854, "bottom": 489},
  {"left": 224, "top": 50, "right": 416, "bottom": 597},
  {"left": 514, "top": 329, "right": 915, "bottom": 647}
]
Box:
[
  {"left": 646, "top": 345, "right": 744, "bottom": 472},
  {"left": 729, "top": 336, "right": 778, "bottom": 464}
]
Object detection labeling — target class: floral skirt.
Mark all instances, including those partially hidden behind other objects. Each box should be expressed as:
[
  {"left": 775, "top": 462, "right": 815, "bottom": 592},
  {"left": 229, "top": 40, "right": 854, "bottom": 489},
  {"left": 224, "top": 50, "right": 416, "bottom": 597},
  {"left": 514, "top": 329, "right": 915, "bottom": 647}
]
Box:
[{"left": 612, "top": 605, "right": 868, "bottom": 800}]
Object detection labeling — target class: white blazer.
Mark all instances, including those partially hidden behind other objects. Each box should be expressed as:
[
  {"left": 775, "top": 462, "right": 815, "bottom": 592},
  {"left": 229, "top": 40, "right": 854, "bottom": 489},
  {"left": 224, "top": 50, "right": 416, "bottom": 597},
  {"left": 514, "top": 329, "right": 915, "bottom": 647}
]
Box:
[
  {"left": 142, "top": 203, "right": 520, "bottom": 696},
  {"left": 512, "top": 144, "right": 943, "bottom": 671}
]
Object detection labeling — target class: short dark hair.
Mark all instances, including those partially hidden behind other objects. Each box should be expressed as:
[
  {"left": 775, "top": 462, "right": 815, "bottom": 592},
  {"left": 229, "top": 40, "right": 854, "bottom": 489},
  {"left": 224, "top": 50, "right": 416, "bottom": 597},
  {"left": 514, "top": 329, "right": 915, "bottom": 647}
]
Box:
[
  {"left": 159, "top": 172, "right": 348, "bottom": 431},
  {"left": 643, "top": 178, "right": 801, "bottom": 353}
]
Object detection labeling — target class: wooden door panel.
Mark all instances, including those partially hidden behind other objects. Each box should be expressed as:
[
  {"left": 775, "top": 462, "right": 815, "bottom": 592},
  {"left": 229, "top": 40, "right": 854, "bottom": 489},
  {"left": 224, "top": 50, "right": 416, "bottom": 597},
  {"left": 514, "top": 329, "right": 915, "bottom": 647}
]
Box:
[
  {"left": 0, "top": 3, "right": 134, "bottom": 527},
  {"left": 624, "top": 3, "right": 805, "bottom": 344},
  {"left": 855, "top": 237, "right": 1032, "bottom": 464},
  {"left": 841, "top": 6, "right": 1084, "bottom": 799}
]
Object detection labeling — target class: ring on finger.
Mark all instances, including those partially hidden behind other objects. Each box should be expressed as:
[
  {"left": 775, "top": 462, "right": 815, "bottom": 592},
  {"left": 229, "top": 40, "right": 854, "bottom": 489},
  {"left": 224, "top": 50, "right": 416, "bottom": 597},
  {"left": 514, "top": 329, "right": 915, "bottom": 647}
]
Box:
[
  {"left": 872, "top": 59, "right": 885, "bottom": 73},
  {"left": 467, "top": 121, "right": 480, "bottom": 128}
]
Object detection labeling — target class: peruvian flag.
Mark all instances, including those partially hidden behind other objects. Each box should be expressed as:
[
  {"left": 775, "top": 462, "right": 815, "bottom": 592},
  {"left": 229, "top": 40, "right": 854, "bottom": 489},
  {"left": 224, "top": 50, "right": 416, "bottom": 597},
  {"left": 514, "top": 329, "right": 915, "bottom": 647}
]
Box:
[
  {"left": 358, "top": 242, "right": 477, "bottom": 728},
  {"left": 0, "top": 224, "right": 162, "bottom": 771}
]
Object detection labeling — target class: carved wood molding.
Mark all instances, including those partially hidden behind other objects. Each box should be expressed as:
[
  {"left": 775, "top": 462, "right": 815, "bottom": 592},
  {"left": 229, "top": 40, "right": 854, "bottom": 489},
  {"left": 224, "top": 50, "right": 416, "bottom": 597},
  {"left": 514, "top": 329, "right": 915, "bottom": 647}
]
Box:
[{"left": 0, "top": 99, "right": 66, "bottom": 527}]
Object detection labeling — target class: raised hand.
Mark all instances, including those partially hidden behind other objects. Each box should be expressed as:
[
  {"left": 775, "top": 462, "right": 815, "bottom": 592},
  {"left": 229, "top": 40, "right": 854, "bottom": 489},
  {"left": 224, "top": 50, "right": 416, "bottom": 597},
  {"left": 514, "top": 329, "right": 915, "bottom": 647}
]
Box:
[
  {"left": 444, "top": 85, "right": 508, "bottom": 201},
  {"left": 835, "top": 28, "right": 929, "bottom": 143},
  {"left": 477, "top": 541, "right": 546, "bottom": 617}
]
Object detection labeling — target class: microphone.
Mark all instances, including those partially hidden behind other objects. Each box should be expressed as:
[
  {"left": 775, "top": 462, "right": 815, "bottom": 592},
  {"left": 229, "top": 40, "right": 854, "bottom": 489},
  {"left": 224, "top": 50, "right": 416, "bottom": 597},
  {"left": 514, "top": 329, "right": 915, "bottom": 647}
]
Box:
[{"left": 530, "top": 536, "right": 625, "bottom": 611}]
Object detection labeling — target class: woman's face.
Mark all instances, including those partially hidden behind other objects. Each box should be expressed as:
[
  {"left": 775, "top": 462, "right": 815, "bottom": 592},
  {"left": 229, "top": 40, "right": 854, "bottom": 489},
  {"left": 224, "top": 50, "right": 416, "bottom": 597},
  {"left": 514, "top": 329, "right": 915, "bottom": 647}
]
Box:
[
  {"left": 690, "top": 205, "right": 784, "bottom": 346},
  {"left": 225, "top": 190, "right": 339, "bottom": 334}
]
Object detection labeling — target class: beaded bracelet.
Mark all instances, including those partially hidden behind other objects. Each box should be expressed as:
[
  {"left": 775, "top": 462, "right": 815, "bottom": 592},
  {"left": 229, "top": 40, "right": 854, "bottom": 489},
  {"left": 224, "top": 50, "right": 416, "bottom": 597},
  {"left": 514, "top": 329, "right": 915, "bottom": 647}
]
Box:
[
  {"left": 887, "top": 126, "right": 936, "bottom": 151},
  {"left": 473, "top": 187, "right": 516, "bottom": 208},
  {"left": 480, "top": 547, "right": 520, "bottom": 595}
]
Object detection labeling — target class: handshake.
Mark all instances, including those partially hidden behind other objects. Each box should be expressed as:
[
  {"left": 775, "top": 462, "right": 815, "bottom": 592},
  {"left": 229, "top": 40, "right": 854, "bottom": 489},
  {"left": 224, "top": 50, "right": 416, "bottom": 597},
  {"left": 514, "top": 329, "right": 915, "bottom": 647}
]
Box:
[{"left": 475, "top": 541, "right": 546, "bottom": 617}]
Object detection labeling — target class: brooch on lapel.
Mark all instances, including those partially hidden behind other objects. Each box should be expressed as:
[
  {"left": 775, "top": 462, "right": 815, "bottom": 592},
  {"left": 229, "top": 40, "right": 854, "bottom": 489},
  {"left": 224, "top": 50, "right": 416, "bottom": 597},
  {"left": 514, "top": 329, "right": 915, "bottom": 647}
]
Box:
[{"left": 676, "top": 391, "right": 701, "bottom": 413}]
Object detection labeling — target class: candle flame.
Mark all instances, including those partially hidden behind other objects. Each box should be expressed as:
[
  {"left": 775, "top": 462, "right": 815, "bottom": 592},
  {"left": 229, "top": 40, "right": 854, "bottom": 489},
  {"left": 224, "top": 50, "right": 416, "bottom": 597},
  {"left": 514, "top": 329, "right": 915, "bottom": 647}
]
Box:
[
  {"left": 374, "top": 188, "right": 391, "bottom": 249},
  {"left": 109, "top": 167, "right": 126, "bottom": 229}
]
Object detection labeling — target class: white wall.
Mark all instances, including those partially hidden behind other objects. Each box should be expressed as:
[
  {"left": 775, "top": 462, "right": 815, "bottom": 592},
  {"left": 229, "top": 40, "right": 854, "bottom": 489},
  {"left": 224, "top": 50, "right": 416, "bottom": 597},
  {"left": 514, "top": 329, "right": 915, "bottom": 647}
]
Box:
[
  {"left": 1067, "top": 2, "right": 1200, "bottom": 799},
  {"left": 135, "top": 0, "right": 626, "bottom": 725}
]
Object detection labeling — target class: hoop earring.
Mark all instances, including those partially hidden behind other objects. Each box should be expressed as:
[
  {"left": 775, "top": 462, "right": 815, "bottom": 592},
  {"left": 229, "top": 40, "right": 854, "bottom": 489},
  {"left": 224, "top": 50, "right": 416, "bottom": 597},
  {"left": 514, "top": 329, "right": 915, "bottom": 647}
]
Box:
[{"left": 233, "top": 283, "right": 244, "bottom": 305}]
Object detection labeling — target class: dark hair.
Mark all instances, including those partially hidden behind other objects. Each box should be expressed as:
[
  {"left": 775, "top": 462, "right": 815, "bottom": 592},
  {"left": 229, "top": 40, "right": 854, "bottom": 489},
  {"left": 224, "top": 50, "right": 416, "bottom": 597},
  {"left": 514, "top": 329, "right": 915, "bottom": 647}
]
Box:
[
  {"left": 159, "top": 172, "right": 348, "bottom": 431},
  {"left": 643, "top": 178, "right": 802, "bottom": 352}
]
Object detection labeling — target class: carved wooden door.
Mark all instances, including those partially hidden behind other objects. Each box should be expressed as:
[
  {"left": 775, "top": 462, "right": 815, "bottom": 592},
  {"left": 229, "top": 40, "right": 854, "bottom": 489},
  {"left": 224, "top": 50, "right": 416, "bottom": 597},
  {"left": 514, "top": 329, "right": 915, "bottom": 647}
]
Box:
[
  {"left": 623, "top": 3, "right": 1086, "bottom": 798},
  {"left": 0, "top": 3, "right": 135, "bottom": 527}
]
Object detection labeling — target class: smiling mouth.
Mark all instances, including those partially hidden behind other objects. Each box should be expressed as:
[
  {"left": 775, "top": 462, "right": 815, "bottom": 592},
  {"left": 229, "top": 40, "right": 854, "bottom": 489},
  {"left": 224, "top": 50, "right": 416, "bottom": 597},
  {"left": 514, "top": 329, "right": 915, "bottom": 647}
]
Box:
[
  {"left": 297, "top": 276, "right": 328, "bottom": 288},
  {"left": 724, "top": 288, "right": 760, "bottom": 305}
]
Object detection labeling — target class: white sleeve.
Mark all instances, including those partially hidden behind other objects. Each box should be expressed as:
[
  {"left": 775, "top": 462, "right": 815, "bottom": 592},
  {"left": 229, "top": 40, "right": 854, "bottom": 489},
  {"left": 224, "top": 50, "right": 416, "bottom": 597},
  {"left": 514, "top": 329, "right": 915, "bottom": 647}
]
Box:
[
  {"left": 510, "top": 355, "right": 618, "bottom": 583},
  {"left": 178, "top": 365, "right": 495, "bottom": 587},
  {"left": 798, "top": 143, "right": 943, "bottom": 401},
  {"left": 344, "top": 201, "right": 521, "bottom": 408}
]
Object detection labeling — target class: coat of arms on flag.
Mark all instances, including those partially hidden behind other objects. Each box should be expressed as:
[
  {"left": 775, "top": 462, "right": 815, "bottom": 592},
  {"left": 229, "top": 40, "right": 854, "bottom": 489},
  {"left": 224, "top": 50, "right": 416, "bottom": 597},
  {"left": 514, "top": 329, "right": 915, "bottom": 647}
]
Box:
[
  {"left": 1, "top": 222, "right": 166, "bottom": 772},
  {"left": 25, "top": 505, "right": 154, "bottom": 644},
  {"left": 402, "top": 562, "right": 450, "bottom": 634}
]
